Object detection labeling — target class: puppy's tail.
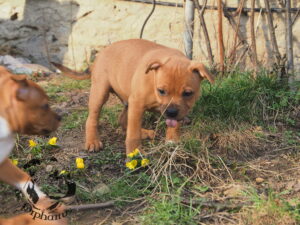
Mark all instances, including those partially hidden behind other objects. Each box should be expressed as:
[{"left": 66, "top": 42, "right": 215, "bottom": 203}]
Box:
[{"left": 51, "top": 62, "right": 91, "bottom": 80}]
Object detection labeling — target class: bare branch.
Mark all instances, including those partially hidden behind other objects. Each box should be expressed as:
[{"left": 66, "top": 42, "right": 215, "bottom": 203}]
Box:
[
  {"left": 193, "top": 0, "right": 214, "bottom": 66},
  {"left": 217, "top": 0, "right": 225, "bottom": 74}
]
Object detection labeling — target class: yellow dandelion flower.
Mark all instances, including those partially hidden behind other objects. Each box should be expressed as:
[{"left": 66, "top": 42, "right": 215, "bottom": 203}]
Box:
[
  {"left": 141, "top": 158, "right": 150, "bottom": 167},
  {"left": 125, "top": 160, "right": 138, "bottom": 170},
  {"left": 127, "top": 152, "right": 135, "bottom": 158},
  {"left": 48, "top": 137, "right": 57, "bottom": 145},
  {"left": 127, "top": 148, "right": 140, "bottom": 158},
  {"left": 76, "top": 157, "right": 84, "bottom": 164},
  {"left": 11, "top": 159, "right": 18, "bottom": 166},
  {"left": 59, "top": 170, "right": 67, "bottom": 175},
  {"left": 76, "top": 162, "right": 85, "bottom": 169},
  {"left": 28, "top": 139, "right": 37, "bottom": 148},
  {"left": 133, "top": 148, "right": 140, "bottom": 155}
]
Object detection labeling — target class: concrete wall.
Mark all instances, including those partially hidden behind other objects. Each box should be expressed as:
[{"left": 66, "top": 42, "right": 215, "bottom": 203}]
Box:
[{"left": 0, "top": 0, "right": 299, "bottom": 79}]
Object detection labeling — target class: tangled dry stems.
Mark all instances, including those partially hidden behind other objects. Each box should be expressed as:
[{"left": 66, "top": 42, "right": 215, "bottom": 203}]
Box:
[{"left": 144, "top": 142, "right": 227, "bottom": 194}]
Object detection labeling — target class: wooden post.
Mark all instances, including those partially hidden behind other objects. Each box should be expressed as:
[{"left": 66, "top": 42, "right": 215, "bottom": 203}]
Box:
[
  {"left": 286, "top": 0, "right": 294, "bottom": 83},
  {"left": 250, "top": 0, "right": 258, "bottom": 77},
  {"left": 263, "top": 0, "right": 281, "bottom": 65},
  {"left": 217, "top": 0, "right": 225, "bottom": 74},
  {"left": 184, "top": 0, "right": 195, "bottom": 59}
]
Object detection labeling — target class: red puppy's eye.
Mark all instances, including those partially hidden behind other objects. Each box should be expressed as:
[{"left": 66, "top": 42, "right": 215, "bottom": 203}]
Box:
[
  {"left": 182, "top": 91, "right": 193, "bottom": 97},
  {"left": 157, "top": 88, "right": 167, "bottom": 96}
]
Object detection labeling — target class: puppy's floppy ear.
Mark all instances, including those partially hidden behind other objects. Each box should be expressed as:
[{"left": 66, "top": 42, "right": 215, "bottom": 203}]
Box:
[
  {"left": 189, "top": 62, "right": 214, "bottom": 84},
  {"left": 145, "top": 57, "right": 171, "bottom": 74},
  {"left": 145, "top": 61, "right": 162, "bottom": 74},
  {"left": 12, "top": 77, "right": 30, "bottom": 101}
]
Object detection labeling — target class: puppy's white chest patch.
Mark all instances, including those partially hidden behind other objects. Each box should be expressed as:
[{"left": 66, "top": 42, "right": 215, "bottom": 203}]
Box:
[{"left": 0, "top": 116, "right": 14, "bottom": 164}]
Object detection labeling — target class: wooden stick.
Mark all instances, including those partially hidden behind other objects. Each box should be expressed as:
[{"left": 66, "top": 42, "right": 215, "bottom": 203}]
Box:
[
  {"left": 217, "top": 0, "right": 225, "bottom": 74},
  {"left": 286, "top": 0, "right": 294, "bottom": 73},
  {"left": 263, "top": 0, "right": 281, "bottom": 65},
  {"left": 193, "top": 0, "right": 213, "bottom": 66},
  {"left": 123, "top": 0, "right": 300, "bottom": 13},
  {"left": 285, "top": 0, "right": 294, "bottom": 89},
  {"left": 291, "top": 8, "right": 300, "bottom": 26},
  {"left": 184, "top": 0, "right": 195, "bottom": 59},
  {"left": 66, "top": 201, "right": 115, "bottom": 211},
  {"left": 250, "top": 0, "right": 258, "bottom": 77},
  {"left": 228, "top": 0, "right": 245, "bottom": 66},
  {"left": 223, "top": 2, "right": 255, "bottom": 68}
]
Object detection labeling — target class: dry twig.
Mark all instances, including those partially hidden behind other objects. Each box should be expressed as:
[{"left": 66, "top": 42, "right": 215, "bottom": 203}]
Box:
[
  {"left": 193, "top": 0, "right": 214, "bottom": 66},
  {"left": 217, "top": 0, "right": 225, "bottom": 74}
]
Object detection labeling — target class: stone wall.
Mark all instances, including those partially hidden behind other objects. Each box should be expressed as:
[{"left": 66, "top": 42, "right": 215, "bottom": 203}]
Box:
[{"left": 0, "top": 0, "right": 299, "bottom": 79}]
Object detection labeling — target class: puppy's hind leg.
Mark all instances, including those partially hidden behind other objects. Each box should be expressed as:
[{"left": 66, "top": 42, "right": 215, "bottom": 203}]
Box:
[
  {"left": 85, "top": 78, "right": 110, "bottom": 152},
  {"left": 118, "top": 106, "right": 128, "bottom": 131}
]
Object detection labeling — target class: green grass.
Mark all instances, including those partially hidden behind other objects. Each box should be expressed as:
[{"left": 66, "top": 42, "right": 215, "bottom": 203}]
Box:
[
  {"left": 43, "top": 77, "right": 90, "bottom": 102},
  {"left": 75, "top": 172, "right": 152, "bottom": 207},
  {"left": 243, "top": 188, "right": 300, "bottom": 224},
  {"left": 192, "top": 72, "right": 299, "bottom": 124},
  {"left": 100, "top": 104, "right": 123, "bottom": 128},
  {"left": 44, "top": 77, "right": 90, "bottom": 95},
  {"left": 141, "top": 195, "right": 200, "bottom": 225},
  {"left": 62, "top": 110, "right": 88, "bottom": 130}
]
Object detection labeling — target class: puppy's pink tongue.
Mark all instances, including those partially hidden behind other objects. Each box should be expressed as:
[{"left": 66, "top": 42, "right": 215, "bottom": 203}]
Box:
[{"left": 166, "top": 119, "right": 178, "bottom": 127}]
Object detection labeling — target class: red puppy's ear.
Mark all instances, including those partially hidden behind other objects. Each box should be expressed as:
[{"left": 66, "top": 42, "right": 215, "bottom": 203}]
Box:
[
  {"left": 189, "top": 62, "right": 214, "bottom": 84},
  {"left": 16, "top": 86, "right": 30, "bottom": 101},
  {"left": 145, "top": 57, "right": 171, "bottom": 74},
  {"left": 12, "top": 77, "right": 30, "bottom": 101},
  {"left": 145, "top": 61, "right": 162, "bottom": 74}
]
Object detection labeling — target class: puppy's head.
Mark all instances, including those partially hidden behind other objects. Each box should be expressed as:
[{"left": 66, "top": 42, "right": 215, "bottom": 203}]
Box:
[
  {"left": 145, "top": 57, "right": 214, "bottom": 127},
  {"left": 6, "top": 73, "right": 61, "bottom": 135}
]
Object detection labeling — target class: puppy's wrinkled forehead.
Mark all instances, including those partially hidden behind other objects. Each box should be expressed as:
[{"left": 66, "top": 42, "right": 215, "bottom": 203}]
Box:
[{"left": 155, "top": 57, "right": 200, "bottom": 90}]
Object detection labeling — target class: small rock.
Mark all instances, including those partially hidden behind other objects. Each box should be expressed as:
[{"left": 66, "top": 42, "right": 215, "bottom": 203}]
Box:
[
  {"left": 15, "top": 57, "right": 31, "bottom": 64},
  {"left": 46, "top": 165, "right": 53, "bottom": 172},
  {"left": 22, "top": 63, "right": 52, "bottom": 74},
  {"left": 9, "top": 66, "right": 33, "bottom": 74},
  {"left": 1, "top": 55, "right": 23, "bottom": 67},
  {"left": 255, "top": 177, "right": 264, "bottom": 184},
  {"left": 92, "top": 183, "right": 110, "bottom": 195},
  {"left": 294, "top": 182, "right": 300, "bottom": 192},
  {"left": 223, "top": 184, "right": 244, "bottom": 198}
]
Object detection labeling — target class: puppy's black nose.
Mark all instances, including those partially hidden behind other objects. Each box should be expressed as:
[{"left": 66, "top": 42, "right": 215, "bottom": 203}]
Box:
[{"left": 166, "top": 107, "right": 179, "bottom": 118}]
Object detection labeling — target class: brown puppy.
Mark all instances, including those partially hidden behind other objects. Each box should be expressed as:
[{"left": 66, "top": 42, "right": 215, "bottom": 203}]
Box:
[
  {"left": 53, "top": 39, "right": 214, "bottom": 155},
  {"left": 0, "top": 66, "right": 66, "bottom": 225}
]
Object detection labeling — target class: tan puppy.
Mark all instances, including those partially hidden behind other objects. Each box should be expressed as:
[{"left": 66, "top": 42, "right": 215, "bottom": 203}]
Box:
[
  {"left": 53, "top": 39, "right": 214, "bottom": 155},
  {"left": 0, "top": 66, "right": 66, "bottom": 225}
]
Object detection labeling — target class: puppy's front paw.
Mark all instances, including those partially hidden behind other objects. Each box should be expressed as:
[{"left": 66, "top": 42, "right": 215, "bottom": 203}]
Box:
[
  {"left": 141, "top": 129, "right": 155, "bottom": 140},
  {"left": 85, "top": 139, "right": 103, "bottom": 152}
]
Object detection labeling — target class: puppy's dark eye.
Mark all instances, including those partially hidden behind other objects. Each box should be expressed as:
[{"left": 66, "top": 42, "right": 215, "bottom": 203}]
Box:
[
  {"left": 182, "top": 91, "right": 193, "bottom": 97},
  {"left": 41, "top": 104, "right": 49, "bottom": 110},
  {"left": 157, "top": 88, "right": 167, "bottom": 96}
]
